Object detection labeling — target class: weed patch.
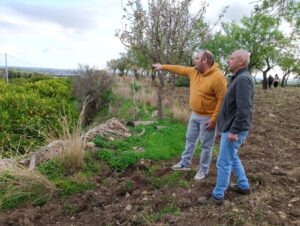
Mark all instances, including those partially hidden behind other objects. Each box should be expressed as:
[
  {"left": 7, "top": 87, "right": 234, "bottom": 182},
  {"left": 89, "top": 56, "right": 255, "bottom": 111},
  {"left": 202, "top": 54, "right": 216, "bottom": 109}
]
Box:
[
  {"left": 149, "top": 171, "right": 189, "bottom": 190},
  {"left": 0, "top": 165, "right": 57, "bottom": 210},
  {"left": 38, "top": 158, "right": 65, "bottom": 180},
  {"left": 55, "top": 179, "right": 95, "bottom": 196},
  {"left": 63, "top": 204, "right": 79, "bottom": 216}
]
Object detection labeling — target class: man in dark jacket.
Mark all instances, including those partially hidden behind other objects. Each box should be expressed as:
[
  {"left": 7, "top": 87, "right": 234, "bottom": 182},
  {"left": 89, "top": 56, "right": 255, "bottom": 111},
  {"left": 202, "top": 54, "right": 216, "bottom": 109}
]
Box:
[{"left": 199, "top": 49, "right": 254, "bottom": 205}]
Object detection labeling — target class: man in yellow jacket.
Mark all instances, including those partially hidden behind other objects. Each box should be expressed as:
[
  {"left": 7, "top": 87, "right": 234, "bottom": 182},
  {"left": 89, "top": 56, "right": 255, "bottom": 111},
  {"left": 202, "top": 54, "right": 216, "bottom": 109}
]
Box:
[{"left": 152, "top": 50, "right": 227, "bottom": 180}]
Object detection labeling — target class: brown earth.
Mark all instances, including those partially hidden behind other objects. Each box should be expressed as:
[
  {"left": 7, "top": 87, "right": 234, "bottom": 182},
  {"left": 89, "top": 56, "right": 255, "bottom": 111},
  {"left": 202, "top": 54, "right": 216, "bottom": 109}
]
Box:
[{"left": 1, "top": 86, "right": 300, "bottom": 226}]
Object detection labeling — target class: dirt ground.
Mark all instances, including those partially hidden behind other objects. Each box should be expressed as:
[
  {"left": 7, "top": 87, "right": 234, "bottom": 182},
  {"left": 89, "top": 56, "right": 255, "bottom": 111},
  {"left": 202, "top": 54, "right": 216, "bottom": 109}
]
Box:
[{"left": 1, "top": 86, "right": 300, "bottom": 226}]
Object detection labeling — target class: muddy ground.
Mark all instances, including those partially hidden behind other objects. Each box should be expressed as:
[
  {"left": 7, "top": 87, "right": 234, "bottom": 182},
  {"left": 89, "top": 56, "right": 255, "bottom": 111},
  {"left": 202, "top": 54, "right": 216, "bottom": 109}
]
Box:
[{"left": 1, "top": 86, "right": 300, "bottom": 226}]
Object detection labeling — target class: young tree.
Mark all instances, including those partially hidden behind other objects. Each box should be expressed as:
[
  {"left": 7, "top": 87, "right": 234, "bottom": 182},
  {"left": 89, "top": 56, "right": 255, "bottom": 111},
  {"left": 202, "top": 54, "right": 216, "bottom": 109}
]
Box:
[
  {"left": 117, "top": 0, "right": 209, "bottom": 119},
  {"left": 106, "top": 59, "right": 118, "bottom": 76},
  {"left": 278, "top": 54, "right": 300, "bottom": 86}
]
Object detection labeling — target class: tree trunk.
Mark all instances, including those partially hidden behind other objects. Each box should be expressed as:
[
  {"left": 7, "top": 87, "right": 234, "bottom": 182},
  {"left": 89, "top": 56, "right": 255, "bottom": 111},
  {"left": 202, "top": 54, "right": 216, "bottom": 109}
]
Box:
[
  {"left": 281, "top": 70, "right": 290, "bottom": 87},
  {"left": 262, "top": 71, "right": 268, "bottom": 89},
  {"left": 157, "top": 71, "right": 164, "bottom": 119},
  {"left": 151, "top": 69, "right": 156, "bottom": 81},
  {"left": 170, "top": 73, "right": 176, "bottom": 88},
  {"left": 262, "top": 58, "right": 272, "bottom": 90}
]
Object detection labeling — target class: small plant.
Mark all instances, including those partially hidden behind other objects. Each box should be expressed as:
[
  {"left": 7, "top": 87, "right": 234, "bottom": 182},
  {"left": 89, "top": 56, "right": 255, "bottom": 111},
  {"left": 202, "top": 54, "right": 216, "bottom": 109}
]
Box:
[
  {"left": 117, "top": 180, "right": 134, "bottom": 195},
  {"left": 160, "top": 205, "right": 181, "bottom": 215},
  {"left": 97, "top": 149, "right": 138, "bottom": 171},
  {"left": 55, "top": 178, "right": 94, "bottom": 196},
  {"left": 63, "top": 204, "right": 79, "bottom": 216},
  {"left": 149, "top": 171, "right": 189, "bottom": 190},
  {"left": 83, "top": 152, "right": 101, "bottom": 176},
  {"left": 38, "top": 158, "right": 65, "bottom": 180},
  {"left": 0, "top": 164, "right": 57, "bottom": 210}
]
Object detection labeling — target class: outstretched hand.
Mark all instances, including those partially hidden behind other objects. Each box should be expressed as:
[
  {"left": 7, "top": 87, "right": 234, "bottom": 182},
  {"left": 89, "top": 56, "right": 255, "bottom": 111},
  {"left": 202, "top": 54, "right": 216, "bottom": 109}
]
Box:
[{"left": 152, "top": 63, "right": 163, "bottom": 71}]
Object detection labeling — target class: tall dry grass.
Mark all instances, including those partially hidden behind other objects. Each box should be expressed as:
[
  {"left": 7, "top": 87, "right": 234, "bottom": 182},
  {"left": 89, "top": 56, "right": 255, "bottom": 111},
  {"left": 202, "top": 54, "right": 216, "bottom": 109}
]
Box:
[
  {"left": 113, "top": 76, "right": 191, "bottom": 122},
  {"left": 57, "top": 96, "right": 90, "bottom": 175},
  {"left": 0, "top": 164, "right": 57, "bottom": 209},
  {"left": 171, "top": 101, "right": 190, "bottom": 123}
]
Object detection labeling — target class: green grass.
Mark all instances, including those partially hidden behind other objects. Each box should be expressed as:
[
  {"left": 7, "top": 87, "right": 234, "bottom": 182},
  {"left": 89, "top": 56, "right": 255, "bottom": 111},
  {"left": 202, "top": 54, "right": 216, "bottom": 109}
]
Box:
[
  {"left": 94, "top": 118, "right": 187, "bottom": 170},
  {"left": 38, "top": 158, "right": 65, "bottom": 180},
  {"left": 55, "top": 179, "right": 95, "bottom": 196},
  {"left": 37, "top": 152, "right": 99, "bottom": 197},
  {"left": 142, "top": 204, "right": 181, "bottom": 223}
]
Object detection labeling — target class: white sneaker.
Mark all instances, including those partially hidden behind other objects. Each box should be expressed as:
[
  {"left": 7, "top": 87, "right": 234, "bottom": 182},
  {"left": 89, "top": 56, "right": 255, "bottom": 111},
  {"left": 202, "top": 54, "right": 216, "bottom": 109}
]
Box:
[
  {"left": 171, "top": 162, "right": 191, "bottom": 171},
  {"left": 194, "top": 171, "right": 207, "bottom": 181}
]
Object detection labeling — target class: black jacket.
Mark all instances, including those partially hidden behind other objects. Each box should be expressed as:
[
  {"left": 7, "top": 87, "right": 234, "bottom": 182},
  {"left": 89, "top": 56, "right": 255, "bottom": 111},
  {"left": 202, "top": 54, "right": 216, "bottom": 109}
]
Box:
[{"left": 218, "top": 67, "right": 254, "bottom": 133}]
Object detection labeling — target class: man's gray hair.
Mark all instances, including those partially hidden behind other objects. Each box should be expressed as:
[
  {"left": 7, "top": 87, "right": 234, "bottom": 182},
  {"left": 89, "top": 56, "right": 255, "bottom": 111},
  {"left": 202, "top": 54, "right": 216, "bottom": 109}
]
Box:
[{"left": 237, "top": 49, "right": 250, "bottom": 65}]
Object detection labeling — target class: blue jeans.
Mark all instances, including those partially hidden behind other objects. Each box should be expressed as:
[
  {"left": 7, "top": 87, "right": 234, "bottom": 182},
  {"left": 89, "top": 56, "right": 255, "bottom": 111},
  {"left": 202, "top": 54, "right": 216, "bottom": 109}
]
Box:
[
  {"left": 180, "top": 112, "right": 216, "bottom": 174},
  {"left": 213, "top": 131, "right": 249, "bottom": 199}
]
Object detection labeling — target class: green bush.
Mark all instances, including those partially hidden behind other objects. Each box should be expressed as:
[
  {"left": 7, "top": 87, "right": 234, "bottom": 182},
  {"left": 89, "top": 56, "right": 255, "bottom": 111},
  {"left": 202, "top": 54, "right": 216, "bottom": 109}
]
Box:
[
  {"left": 72, "top": 65, "right": 114, "bottom": 124},
  {"left": 175, "top": 76, "right": 189, "bottom": 87},
  {"left": 0, "top": 78, "right": 78, "bottom": 155}
]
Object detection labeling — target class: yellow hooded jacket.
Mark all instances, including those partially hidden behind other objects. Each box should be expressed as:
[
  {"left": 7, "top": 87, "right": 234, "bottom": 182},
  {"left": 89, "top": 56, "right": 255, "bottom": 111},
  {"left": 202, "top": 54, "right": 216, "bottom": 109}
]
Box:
[{"left": 162, "top": 63, "right": 227, "bottom": 123}]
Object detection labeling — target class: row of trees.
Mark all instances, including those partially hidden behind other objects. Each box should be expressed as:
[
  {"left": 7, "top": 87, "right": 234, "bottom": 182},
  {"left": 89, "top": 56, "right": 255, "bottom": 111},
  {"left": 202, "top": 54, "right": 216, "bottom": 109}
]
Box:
[{"left": 106, "top": 0, "right": 299, "bottom": 118}]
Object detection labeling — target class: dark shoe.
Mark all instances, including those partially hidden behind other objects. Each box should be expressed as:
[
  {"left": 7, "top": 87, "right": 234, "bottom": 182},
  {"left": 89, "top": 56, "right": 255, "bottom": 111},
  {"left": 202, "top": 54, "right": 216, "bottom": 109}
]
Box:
[
  {"left": 198, "top": 193, "right": 223, "bottom": 206},
  {"left": 230, "top": 184, "right": 250, "bottom": 195}
]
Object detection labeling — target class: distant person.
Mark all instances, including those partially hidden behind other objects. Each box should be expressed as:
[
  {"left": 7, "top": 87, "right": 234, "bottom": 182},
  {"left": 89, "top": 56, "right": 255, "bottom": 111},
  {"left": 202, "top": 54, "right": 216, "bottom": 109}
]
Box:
[
  {"left": 152, "top": 50, "right": 227, "bottom": 181},
  {"left": 274, "top": 74, "right": 279, "bottom": 88},
  {"left": 198, "top": 49, "right": 254, "bottom": 205},
  {"left": 268, "top": 74, "right": 274, "bottom": 89}
]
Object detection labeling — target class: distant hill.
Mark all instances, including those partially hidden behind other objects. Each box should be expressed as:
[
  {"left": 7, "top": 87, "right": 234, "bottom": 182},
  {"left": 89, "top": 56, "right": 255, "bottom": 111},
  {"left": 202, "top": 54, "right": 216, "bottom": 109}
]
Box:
[{"left": 0, "top": 66, "right": 78, "bottom": 77}]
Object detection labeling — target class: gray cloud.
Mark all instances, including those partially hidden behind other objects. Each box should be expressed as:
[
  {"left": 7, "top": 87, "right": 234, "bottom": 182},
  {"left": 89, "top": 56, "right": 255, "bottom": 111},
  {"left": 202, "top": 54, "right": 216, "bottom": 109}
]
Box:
[
  {"left": 223, "top": 3, "right": 253, "bottom": 22},
  {"left": 3, "top": 0, "right": 100, "bottom": 31}
]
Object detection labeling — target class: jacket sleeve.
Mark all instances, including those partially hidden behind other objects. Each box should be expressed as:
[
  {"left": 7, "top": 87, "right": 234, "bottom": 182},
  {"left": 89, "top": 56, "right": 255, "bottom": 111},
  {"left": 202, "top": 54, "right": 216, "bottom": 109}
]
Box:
[
  {"left": 210, "top": 75, "right": 228, "bottom": 123},
  {"left": 162, "top": 65, "right": 194, "bottom": 77},
  {"left": 229, "top": 77, "right": 253, "bottom": 134}
]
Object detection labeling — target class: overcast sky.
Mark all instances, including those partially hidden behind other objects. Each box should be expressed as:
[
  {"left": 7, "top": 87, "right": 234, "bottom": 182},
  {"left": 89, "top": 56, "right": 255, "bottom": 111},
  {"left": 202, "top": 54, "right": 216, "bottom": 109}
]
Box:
[{"left": 0, "top": 0, "right": 255, "bottom": 69}]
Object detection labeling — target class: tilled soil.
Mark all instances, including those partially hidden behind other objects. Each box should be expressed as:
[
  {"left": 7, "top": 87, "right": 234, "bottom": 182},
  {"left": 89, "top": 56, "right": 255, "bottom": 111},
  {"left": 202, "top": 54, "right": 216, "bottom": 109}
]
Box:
[{"left": 1, "top": 86, "right": 300, "bottom": 226}]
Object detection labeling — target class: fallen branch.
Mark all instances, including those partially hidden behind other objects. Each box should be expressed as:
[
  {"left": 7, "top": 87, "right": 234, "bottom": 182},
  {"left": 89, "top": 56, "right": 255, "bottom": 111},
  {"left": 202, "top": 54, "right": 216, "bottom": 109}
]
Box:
[{"left": 127, "top": 121, "right": 154, "bottom": 127}]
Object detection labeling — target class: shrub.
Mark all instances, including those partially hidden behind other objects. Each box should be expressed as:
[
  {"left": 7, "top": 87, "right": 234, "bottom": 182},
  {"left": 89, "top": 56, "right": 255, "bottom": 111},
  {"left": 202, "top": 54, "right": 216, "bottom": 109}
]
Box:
[
  {"left": 0, "top": 78, "right": 78, "bottom": 155},
  {"left": 72, "top": 65, "right": 114, "bottom": 124}
]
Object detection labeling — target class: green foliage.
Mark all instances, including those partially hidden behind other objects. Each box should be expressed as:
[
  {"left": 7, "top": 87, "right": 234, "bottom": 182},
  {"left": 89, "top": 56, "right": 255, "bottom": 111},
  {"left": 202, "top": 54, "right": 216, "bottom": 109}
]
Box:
[
  {"left": 83, "top": 152, "right": 101, "bottom": 176},
  {"left": 38, "top": 159, "right": 65, "bottom": 180},
  {"left": 0, "top": 78, "right": 78, "bottom": 155},
  {"left": 175, "top": 76, "right": 189, "bottom": 87},
  {"left": 72, "top": 65, "right": 114, "bottom": 124},
  {"left": 8, "top": 69, "right": 50, "bottom": 79}
]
